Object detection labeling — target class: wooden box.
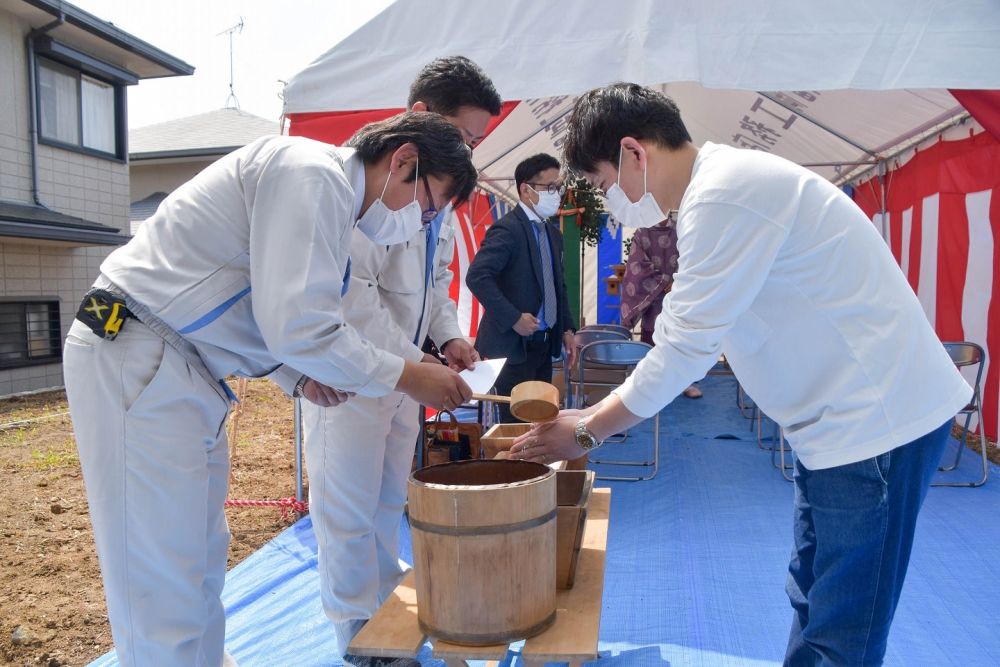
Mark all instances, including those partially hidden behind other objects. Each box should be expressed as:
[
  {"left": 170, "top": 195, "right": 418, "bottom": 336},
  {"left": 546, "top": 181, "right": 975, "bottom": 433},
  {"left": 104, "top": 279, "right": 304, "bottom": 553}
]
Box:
[
  {"left": 481, "top": 422, "right": 531, "bottom": 459},
  {"left": 603, "top": 274, "right": 621, "bottom": 296},
  {"left": 556, "top": 469, "right": 595, "bottom": 589}
]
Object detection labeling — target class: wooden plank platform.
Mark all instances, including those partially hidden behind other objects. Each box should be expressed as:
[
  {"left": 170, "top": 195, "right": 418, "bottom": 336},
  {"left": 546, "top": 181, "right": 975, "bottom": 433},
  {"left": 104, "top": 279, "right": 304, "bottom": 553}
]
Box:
[
  {"left": 433, "top": 638, "right": 510, "bottom": 661},
  {"left": 349, "top": 488, "right": 611, "bottom": 666},
  {"left": 347, "top": 570, "right": 426, "bottom": 658},
  {"left": 521, "top": 488, "right": 609, "bottom": 664}
]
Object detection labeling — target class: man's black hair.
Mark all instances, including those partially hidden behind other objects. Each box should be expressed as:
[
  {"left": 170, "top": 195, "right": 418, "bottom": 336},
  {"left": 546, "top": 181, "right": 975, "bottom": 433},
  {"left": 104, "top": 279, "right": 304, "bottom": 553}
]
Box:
[
  {"left": 514, "top": 153, "right": 561, "bottom": 194},
  {"left": 407, "top": 55, "right": 502, "bottom": 116},
  {"left": 563, "top": 82, "right": 692, "bottom": 174},
  {"left": 347, "top": 111, "right": 478, "bottom": 204}
]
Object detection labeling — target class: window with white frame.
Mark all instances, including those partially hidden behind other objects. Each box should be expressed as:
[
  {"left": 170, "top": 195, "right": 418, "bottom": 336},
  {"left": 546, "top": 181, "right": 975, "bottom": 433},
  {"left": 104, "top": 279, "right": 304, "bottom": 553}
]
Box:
[
  {"left": 0, "top": 301, "right": 62, "bottom": 369},
  {"left": 37, "top": 56, "right": 121, "bottom": 158}
]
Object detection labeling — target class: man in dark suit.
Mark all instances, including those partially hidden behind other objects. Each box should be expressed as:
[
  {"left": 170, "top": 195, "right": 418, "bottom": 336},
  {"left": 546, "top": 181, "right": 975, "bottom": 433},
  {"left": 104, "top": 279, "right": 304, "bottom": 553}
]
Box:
[{"left": 467, "top": 153, "right": 577, "bottom": 422}]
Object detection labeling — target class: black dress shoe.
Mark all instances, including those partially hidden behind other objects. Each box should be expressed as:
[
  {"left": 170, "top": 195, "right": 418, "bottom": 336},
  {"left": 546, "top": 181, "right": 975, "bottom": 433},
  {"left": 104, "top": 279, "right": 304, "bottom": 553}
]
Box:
[{"left": 342, "top": 654, "right": 420, "bottom": 667}]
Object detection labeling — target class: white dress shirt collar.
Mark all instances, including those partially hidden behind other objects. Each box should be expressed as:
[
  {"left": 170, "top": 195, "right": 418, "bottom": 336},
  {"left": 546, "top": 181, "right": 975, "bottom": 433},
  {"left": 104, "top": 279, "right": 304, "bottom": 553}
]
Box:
[{"left": 518, "top": 200, "right": 543, "bottom": 223}]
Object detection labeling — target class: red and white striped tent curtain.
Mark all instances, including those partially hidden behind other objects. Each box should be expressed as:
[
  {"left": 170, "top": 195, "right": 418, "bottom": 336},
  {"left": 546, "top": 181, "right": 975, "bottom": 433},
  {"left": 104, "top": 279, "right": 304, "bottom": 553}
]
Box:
[
  {"left": 853, "top": 130, "right": 1000, "bottom": 440},
  {"left": 286, "top": 104, "right": 519, "bottom": 338},
  {"left": 448, "top": 193, "right": 494, "bottom": 338}
]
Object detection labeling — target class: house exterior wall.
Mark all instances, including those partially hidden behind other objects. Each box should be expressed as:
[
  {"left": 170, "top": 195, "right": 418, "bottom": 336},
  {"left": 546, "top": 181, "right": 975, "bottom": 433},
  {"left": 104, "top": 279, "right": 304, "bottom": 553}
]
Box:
[
  {"left": 130, "top": 158, "right": 213, "bottom": 202},
  {"left": 0, "top": 10, "right": 129, "bottom": 396}
]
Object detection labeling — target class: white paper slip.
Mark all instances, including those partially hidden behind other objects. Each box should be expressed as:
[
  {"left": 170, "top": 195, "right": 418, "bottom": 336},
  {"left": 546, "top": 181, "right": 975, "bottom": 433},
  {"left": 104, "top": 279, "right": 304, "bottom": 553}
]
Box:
[{"left": 459, "top": 358, "right": 506, "bottom": 396}]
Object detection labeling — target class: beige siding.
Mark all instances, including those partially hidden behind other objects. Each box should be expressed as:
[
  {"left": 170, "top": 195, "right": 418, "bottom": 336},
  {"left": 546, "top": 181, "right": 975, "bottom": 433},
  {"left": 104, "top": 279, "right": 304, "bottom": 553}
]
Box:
[
  {"left": 0, "top": 12, "right": 32, "bottom": 205},
  {"left": 0, "top": 243, "right": 108, "bottom": 394},
  {"left": 130, "top": 159, "right": 213, "bottom": 203},
  {"left": 0, "top": 10, "right": 128, "bottom": 396},
  {"left": 36, "top": 146, "right": 131, "bottom": 232}
]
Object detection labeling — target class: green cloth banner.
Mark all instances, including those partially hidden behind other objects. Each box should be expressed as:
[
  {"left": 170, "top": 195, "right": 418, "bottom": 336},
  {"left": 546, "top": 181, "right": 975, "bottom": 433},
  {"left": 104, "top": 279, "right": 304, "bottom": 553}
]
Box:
[{"left": 560, "top": 213, "right": 581, "bottom": 328}]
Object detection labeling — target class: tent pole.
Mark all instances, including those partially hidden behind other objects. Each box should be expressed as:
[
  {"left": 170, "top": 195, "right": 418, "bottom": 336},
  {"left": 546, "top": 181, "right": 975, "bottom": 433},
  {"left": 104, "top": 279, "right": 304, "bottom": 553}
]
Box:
[
  {"left": 579, "top": 240, "right": 585, "bottom": 328},
  {"left": 878, "top": 160, "right": 888, "bottom": 240},
  {"left": 294, "top": 397, "right": 304, "bottom": 508},
  {"left": 478, "top": 106, "right": 573, "bottom": 173},
  {"left": 837, "top": 111, "right": 971, "bottom": 186},
  {"left": 757, "top": 92, "right": 878, "bottom": 157},
  {"left": 801, "top": 160, "right": 878, "bottom": 168},
  {"left": 471, "top": 195, "right": 505, "bottom": 230}
]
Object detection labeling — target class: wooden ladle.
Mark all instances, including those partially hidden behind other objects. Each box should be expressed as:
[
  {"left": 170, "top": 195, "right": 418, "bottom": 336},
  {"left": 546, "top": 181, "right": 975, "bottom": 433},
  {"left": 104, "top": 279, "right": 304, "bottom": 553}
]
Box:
[{"left": 472, "top": 380, "right": 560, "bottom": 422}]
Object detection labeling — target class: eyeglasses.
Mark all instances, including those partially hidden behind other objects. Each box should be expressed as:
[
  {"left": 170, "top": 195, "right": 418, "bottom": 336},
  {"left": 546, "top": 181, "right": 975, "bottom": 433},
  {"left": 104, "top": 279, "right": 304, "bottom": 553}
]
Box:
[
  {"left": 527, "top": 182, "right": 567, "bottom": 196},
  {"left": 420, "top": 175, "right": 439, "bottom": 223}
]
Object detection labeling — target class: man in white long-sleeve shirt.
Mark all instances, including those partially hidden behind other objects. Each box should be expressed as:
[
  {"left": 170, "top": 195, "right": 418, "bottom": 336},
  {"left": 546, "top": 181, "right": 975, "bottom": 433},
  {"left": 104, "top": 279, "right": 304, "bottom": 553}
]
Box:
[
  {"left": 510, "top": 83, "right": 971, "bottom": 666},
  {"left": 300, "top": 57, "right": 502, "bottom": 667},
  {"left": 63, "top": 112, "right": 476, "bottom": 667}
]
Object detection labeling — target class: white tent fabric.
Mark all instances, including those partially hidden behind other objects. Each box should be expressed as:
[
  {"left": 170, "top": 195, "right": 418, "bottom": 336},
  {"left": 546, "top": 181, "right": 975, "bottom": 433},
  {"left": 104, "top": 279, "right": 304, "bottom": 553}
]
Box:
[
  {"left": 283, "top": 0, "right": 1000, "bottom": 112},
  {"left": 472, "top": 84, "right": 965, "bottom": 200},
  {"left": 283, "top": 0, "right": 1000, "bottom": 201}
]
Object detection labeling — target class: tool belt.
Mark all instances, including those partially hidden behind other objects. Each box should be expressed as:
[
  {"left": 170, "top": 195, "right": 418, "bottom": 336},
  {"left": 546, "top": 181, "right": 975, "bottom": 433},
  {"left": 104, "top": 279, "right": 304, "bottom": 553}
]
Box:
[
  {"left": 76, "top": 277, "right": 233, "bottom": 404},
  {"left": 76, "top": 288, "right": 135, "bottom": 340}
]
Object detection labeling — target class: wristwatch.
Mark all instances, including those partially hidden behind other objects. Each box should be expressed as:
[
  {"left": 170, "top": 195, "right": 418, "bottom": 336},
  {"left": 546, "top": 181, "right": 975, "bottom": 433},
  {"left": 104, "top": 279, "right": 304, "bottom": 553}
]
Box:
[{"left": 575, "top": 418, "right": 603, "bottom": 451}]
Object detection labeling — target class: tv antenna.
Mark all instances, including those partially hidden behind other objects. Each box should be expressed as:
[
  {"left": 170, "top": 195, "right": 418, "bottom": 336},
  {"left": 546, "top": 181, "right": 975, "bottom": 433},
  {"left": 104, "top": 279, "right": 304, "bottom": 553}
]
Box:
[{"left": 217, "top": 17, "right": 244, "bottom": 110}]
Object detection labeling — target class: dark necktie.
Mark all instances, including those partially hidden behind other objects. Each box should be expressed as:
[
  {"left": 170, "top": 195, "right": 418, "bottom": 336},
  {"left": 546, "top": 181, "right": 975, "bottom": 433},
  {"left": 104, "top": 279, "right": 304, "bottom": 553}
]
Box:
[{"left": 537, "top": 222, "right": 557, "bottom": 329}]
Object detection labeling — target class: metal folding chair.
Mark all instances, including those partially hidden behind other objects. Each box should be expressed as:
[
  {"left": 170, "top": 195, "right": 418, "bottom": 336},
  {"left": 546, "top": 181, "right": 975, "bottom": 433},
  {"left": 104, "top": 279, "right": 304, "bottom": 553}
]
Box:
[
  {"left": 708, "top": 354, "right": 760, "bottom": 436},
  {"left": 737, "top": 385, "right": 757, "bottom": 420},
  {"left": 576, "top": 340, "right": 659, "bottom": 481},
  {"left": 567, "top": 329, "right": 629, "bottom": 409},
  {"left": 551, "top": 355, "right": 568, "bottom": 408},
  {"left": 755, "top": 411, "right": 793, "bottom": 481},
  {"left": 580, "top": 323, "right": 633, "bottom": 339},
  {"left": 933, "top": 341, "right": 990, "bottom": 488}
]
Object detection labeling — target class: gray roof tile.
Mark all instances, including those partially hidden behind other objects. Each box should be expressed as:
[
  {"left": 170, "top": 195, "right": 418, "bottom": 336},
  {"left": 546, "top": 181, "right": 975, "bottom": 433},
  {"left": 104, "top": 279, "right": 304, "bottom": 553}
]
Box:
[
  {"left": 129, "top": 108, "right": 279, "bottom": 157},
  {"left": 0, "top": 200, "right": 129, "bottom": 245},
  {"left": 130, "top": 192, "right": 168, "bottom": 222}
]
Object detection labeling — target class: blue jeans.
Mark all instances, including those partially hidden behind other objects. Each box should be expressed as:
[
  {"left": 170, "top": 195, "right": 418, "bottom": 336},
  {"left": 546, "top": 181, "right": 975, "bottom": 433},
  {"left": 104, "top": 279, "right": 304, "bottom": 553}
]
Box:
[{"left": 784, "top": 421, "right": 951, "bottom": 666}]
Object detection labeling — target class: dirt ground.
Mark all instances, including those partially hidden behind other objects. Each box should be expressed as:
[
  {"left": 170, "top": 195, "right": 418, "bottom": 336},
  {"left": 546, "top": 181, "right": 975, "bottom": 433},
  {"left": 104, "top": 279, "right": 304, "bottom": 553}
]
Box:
[
  {"left": 1, "top": 380, "right": 997, "bottom": 666},
  {"left": 0, "top": 379, "right": 303, "bottom": 666}
]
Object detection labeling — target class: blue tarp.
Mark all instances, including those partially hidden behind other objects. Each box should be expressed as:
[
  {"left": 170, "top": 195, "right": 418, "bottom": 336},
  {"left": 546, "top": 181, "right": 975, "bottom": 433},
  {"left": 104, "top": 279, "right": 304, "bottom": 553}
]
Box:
[{"left": 91, "top": 375, "right": 1000, "bottom": 666}]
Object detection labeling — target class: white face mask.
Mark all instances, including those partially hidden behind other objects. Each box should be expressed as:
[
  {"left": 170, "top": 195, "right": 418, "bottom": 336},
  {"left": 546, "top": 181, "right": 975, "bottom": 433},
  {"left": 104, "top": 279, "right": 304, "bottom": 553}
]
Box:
[
  {"left": 530, "top": 188, "right": 561, "bottom": 219},
  {"left": 605, "top": 148, "right": 667, "bottom": 228},
  {"left": 356, "top": 161, "right": 424, "bottom": 245}
]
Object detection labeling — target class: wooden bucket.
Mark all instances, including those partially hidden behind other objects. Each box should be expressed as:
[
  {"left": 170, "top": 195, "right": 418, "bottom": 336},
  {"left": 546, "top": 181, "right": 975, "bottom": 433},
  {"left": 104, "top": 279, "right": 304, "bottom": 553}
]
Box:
[{"left": 407, "top": 459, "right": 557, "bottom": 645}]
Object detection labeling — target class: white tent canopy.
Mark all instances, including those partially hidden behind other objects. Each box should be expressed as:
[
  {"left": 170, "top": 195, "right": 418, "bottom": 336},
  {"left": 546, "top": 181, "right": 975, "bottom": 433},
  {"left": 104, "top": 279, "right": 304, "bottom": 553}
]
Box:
[
  {"left": 471, "top": 84, "right": 965, "bottom": 199},
  {"left": 283, "top": 0, "right": 1000, "bottom": 201},
  {"left": 283, "top": 0, "right": 1000, "bottom": 111}
]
